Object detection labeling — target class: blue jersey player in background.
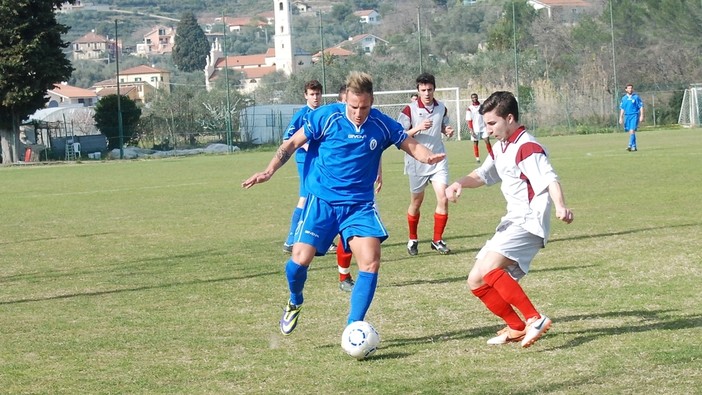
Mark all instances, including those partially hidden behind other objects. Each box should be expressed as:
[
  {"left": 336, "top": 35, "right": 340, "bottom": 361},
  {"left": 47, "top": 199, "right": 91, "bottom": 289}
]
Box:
[
  {"left": 282, "top": 80, "right": 324, "bottom": 253},
  {"left": 242, "top": 71, "right": 445, "bottom": 338},
  {"left": 619, "top": 83, "right": 644, "bottom": 151}
]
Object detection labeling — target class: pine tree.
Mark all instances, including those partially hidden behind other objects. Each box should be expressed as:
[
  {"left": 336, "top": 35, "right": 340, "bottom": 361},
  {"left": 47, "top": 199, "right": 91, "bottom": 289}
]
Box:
[
  {"left": 172, "top": 12, "right": 210, "bottom": 73},
  {"left": 0, "top": 0, "right": 74, "bottom": 163}
]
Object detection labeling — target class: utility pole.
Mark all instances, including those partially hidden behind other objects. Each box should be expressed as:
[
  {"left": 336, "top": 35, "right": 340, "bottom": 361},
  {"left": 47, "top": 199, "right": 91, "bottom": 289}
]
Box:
[
  {"left": 115, "top": 20, "right": 124, "bottom": 159},
  {"left": 223, "top": 14, "right": 233, "bottom": 152},
  {"left": 512, "top": 1, "right": 519, "bottom": 102},
  {"left": 319, "top": 11, "right": 326, "bottom": 94},
  {"left": 418, "top": 6, "right": 423, "bottom": 74},
  {"left": 609, "top": 0, "right": 619, "bottom": 122}
]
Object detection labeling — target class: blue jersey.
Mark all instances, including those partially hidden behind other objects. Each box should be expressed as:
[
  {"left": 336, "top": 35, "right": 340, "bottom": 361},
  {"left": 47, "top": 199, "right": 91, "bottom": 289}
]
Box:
[
  {"left": 284, "top": 105, "right": 316, "bottom": 164},
  {"left": 620, "top": 93, "right": 643, "bottom": 116},
  {"left": 303, "top": 103, "right": 407, "bottom": 203}
]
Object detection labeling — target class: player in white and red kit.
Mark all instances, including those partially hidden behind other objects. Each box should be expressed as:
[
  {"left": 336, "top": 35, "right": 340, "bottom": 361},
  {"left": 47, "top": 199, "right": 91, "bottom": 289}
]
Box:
[
  {"left": 446, "top": 91, "right": 574, "bottom": 348},
  {"left": 397, "top": 73, "right": 455, "bottom": 256},
  {"left": 466, "top": 93, "right": 493, "bottom": 163}
]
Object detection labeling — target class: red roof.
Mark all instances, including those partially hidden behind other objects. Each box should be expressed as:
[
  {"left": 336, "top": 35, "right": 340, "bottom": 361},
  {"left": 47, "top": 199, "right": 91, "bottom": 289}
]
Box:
[
  {"left": 74, "top": 31, "right": 109, "bottom": 43},
  {"left": 50, "top": 84, "right": 97, "bottom": 98},
  {"left": 214, "top": 54, "right": 268, "bottom": 69},
  {"left": 119, "top": 65, "right": 170, "bottom": 75}
]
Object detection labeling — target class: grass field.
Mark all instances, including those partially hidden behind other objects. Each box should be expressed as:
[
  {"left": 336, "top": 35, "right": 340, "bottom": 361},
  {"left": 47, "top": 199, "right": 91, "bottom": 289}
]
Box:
[{"left": 1, "top": 129, "right": 701, "bottom": 394}]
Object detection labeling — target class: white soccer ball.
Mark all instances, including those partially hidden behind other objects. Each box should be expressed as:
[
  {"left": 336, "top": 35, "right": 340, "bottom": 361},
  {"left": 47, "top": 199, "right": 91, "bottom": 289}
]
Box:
[{"left": 341, "top": 321, "right": 380, "bottom": 360}]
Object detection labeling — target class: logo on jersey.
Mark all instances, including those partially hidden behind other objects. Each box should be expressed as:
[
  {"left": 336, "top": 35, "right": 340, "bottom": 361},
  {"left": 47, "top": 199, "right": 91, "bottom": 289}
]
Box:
[
  {"left": 369, "top": 138, "right": 378, "bottom": 150},
  {"left": 348, "top": 134, "right": 366, "bottom": 139}
]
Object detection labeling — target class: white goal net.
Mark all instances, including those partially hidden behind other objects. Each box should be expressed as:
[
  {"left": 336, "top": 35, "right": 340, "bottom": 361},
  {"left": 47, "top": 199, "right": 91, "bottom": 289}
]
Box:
[
  {"left": 678, "top": 84, "right": 702, "bottom": 127},
  {"left": 323, "top": 87, "right": 464, "bottom": 140}
]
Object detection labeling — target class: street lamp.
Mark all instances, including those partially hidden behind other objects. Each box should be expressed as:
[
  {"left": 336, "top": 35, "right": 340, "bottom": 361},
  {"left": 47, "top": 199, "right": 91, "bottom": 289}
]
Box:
[{"left": 115, "top": 20, "right": 124, "bottom": 159}]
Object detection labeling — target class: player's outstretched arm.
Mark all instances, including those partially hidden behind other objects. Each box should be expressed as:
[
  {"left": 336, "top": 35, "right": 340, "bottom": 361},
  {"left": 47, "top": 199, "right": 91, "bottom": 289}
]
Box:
[
  {"left": 547, "top": 180, "right": 574, "bottom": 224},
  {"left": 445, "top": 172, "right": 485, "bottom": 203},
  {"left": 242, "top": 128, "right": 307, "bottom": 189},
  {"left": 399, "top": 137, "right": 446, "bottom": 164}
]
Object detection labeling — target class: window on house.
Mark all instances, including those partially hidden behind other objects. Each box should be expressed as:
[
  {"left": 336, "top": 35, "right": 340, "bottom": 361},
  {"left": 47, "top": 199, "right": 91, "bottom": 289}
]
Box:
[
  {"left": 134, "top": 77, "right": 142, "bottom": 82},
  {"left": 279, "top": 2, "right": 283, "bottom": 11}
]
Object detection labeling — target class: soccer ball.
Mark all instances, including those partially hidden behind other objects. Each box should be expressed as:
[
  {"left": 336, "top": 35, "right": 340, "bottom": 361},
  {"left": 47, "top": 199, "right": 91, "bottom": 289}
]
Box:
[{"left": 341, "top": 321, "right": 380, "bottom": 360}]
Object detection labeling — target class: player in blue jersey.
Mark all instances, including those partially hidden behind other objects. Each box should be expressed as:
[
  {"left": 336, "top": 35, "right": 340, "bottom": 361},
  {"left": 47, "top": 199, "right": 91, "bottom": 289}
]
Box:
[
  {"left": 242, "top": 71, "right": 445, "bottom": 336},
  {"left": 619, "top": 84, "right": 644, "bottom": 151},
  {"left": 282, "top": 80, "right": 324, "bottom": 253}
]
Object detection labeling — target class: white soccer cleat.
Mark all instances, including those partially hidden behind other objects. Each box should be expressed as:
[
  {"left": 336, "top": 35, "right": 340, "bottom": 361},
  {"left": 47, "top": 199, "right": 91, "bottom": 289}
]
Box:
[
  {"left": 487, "top": 326, "right": 526, "bottom": 345},
  {"left": 521, "top": 315, "right": 552, "bottom": 348}
]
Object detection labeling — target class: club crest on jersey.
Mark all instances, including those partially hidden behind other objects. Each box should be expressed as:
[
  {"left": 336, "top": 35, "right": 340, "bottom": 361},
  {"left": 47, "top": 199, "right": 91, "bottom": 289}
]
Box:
[{"left": 369, "top": 138, "right": 378, "bottom": 150}]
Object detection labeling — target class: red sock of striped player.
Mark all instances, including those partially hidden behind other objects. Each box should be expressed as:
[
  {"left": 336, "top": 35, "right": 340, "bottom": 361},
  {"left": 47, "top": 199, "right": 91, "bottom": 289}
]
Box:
[
  {"left": 473, "top": 143, "right": 480, "bottom": 159},
  {"left": 408, "top": 212, "right": 420, "bottom": 240},
  {"left": 337, "top": 242, "right": 352, "bottom": 281},
  {"left": 472, "top": 284, "right": 525, "bottom": 330},
  {"left": 433, "top": 213, "right": 448, "bottom": 242},
  {"left": 483, "top": 268, "right": 539, "bottom": 321},
  {"left": 485, "top": 140, "right": 494, "bottom": 157}
]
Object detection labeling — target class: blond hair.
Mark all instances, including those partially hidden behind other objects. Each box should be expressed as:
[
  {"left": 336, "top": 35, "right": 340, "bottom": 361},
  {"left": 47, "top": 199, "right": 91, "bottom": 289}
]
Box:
[{"left": 345, "top": 71, "right": 374, "bottom": 96}]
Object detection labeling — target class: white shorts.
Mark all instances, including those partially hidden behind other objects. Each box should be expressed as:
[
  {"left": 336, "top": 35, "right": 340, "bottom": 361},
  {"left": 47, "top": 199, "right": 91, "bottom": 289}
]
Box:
[
  {"left": 475, "top": 220, "right": 544, "bottom": 281},
  {"left": 407, "top": 167, "right": 449, "bottom": 194},
  {"left": 470, "top": 130, "right": 489, "bottom": 142}
]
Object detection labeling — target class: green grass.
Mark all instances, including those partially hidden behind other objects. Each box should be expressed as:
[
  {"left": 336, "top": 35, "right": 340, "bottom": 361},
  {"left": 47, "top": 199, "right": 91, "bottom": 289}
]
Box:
[{"left": 1, "top": 129, "right": 701, "bottom": 394}]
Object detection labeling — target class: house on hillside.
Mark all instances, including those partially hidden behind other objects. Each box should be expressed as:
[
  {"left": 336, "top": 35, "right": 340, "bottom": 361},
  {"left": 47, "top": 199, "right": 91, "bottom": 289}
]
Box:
[
  {"left": 337, "top": 34, "right": 388, "bottom": 55},
  {"left": 47, "top": 83, "right": 99, "bottom": 107},
  {"left": 136, "top": 26, "right": 177, "bottom": 56},
  {"left": 354, "top": 10, "right": 381, "bottom": 24},
  {"left": 202, "top": 16, "right": 268, "bottom": 34},
  {"left": 527, "top": 0, "right": 594, "bottom": 24},
  {"left": 312, "top": 47, "right": 355, "bottom": 64},
  {"left": 72, "top": 31, "right": 119, "bottom": 62},
  {"left": 93, "top": 65, "right": 171, "bottom": 103},
  {"left": 293, "top": 1, "right": 311, "bottom": 13},
  {"left": 204, "top": 40, "right": 311, "bottom": 93}
]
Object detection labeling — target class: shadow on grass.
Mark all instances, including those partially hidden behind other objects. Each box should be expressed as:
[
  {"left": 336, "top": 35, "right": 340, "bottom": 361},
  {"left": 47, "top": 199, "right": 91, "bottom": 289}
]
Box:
[
  {"left": 543, "top": 309, "right": 702, "bottom": 351},
  {"left": 548, "top": 222, "right": 701, "bottom": 244},
  {"left": 0, "top": 231, "right": 115, "bottom": 246}
]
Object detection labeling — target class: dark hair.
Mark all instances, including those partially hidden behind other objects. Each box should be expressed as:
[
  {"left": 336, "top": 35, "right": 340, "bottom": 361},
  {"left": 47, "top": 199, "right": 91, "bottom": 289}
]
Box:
[
  {"left": 410, "top": 93, "right": 418, "bottom": 99},
  {"left": 305, "top": 80, "right": 323, "bottom": 93},
  {"left": 338, "top": 84, "right": 347, "bottom": 101},
  {"left": 415, "top": 72, "right": 436, "bottom": 89},
  {"left": 479, "top": 91, "right": 519, "bottom": 122}
]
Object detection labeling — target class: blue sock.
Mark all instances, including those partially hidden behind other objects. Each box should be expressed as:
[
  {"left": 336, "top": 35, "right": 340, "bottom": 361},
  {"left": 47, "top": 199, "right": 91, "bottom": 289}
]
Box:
[
  {"left": 630, "top": 133, "right": 637, "bottom": 149},
  {"left": 347, "top": 271, "right": 378, "bottom": 324},
  {"left": 285, "top": 259, "right": 307, "bottom": 306},
  {"left": 285, "top": 207, "right": 303, "bottom": 246}
]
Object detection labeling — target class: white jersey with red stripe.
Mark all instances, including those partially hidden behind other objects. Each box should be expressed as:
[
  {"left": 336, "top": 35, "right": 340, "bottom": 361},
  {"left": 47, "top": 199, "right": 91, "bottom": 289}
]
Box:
[
  {"left": 397, "top": 99, "right": 450, "bottom": 176},
  {"left": 465, "top": 102, "right": 487, "bottom": 136},
  {"left": 474, "top": 127, "right": 559, "bottom": 244}
]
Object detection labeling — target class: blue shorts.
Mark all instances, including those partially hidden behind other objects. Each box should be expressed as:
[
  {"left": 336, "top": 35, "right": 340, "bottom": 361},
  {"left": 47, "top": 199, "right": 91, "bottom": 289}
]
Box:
[
  {"left": 293, "top": 194, "right": 388, "bottom": 256},
  {"left": 624, "top": 113, "right": 639, "bottom": 132}
]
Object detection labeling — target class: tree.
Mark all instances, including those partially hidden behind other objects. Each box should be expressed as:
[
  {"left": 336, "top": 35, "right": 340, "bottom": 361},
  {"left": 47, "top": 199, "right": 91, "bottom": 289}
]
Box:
[
  {"left": 93, "top": 95, "right": 142, "bottom": 150},
  {"left": 0, "top": 0, "right": 75, "bottom": 164},
  {"left": 172, "top": 12, "right": 210, "bottom": 72}
]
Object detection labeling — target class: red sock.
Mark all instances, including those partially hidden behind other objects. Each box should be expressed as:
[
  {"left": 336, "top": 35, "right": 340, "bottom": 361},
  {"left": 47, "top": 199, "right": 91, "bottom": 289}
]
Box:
[
  {"left": 483, "top": 268, "right": 539, "bottom": 321},
  {"left": 407, "top": 212, "right": 420, "bottom": 240},
  {"left": 337, "top": 242, "right": 352, "bottom": 281},
  {"left": 433, "top": 213, "right": 448, "bottom": 242},
  {"left": 485, "top": 140, "right": 493, "bottom": 157},
  {"left": 473, "top": 142, "right": 480, "bottom": 158},
  {"left": 472, "top": 284, "right": 525, "bottom": 330}
]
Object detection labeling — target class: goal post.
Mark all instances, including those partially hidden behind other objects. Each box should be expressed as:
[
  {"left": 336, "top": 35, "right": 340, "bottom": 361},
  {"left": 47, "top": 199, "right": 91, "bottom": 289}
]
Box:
[
  {"left": 678, "top": 84, "right": 701, "bottom": 127},
  {"left": 323, "top": 87, "right": 464, "bottom": 140}
]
